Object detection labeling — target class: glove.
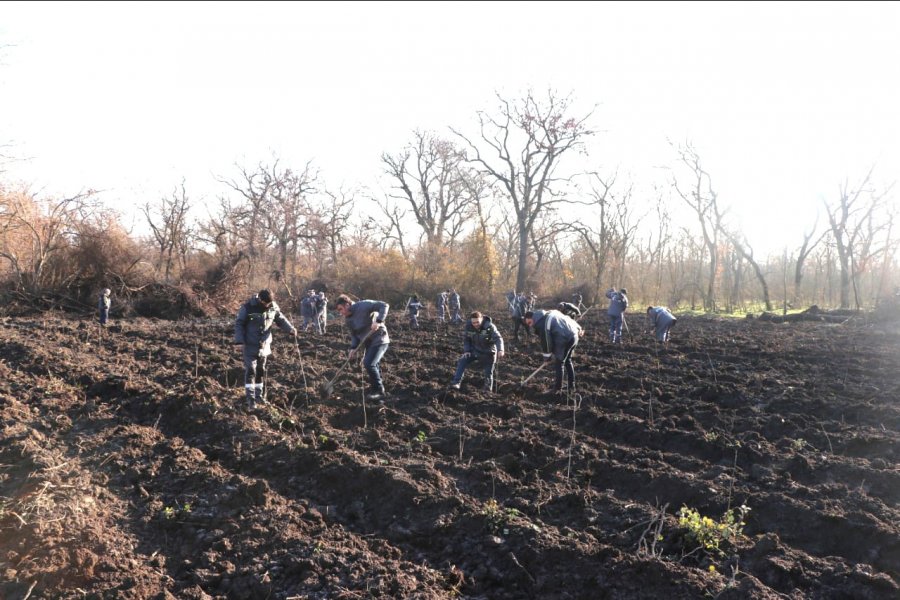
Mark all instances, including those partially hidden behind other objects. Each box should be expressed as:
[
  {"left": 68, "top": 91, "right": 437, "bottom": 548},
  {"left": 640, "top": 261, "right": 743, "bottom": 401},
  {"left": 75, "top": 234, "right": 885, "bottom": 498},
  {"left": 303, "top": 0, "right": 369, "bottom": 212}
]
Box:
[{"left": 461, "top": 352, "right": 471, "bottom": 359}]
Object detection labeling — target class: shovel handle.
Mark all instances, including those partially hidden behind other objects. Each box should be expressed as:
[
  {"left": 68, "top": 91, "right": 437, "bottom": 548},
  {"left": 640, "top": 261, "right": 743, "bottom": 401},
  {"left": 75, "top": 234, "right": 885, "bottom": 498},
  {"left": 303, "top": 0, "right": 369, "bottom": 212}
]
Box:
[
  {"left": 520, "top": 361, "right": 549, "bottom": 386},
  {"left": 324, "top": 327, "right": 378, "bottom": 387}
]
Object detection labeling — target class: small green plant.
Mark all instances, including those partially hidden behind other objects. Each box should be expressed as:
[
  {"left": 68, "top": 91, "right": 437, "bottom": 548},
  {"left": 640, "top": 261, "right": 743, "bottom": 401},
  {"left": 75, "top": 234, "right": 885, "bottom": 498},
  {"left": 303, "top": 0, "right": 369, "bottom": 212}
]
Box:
[
  {"left": 677, "top": 504, "right": 750, "bottom": 556},
  {"left": 182, "top": 502, "right": 192, "bottom": 514},
  {"left": 703, "top": 431, "right": 719, "bottom": 443},
  {"left": 414, "top": 430, "right": 427, "bottom": 444},
  {"left": 163, "top": 506, "right": 176, "bottom": 520},
  {"left": 791, "top": 438, "right": 806, "bottom": 451},
  {"left": 318, "top": 434, "right": 329, "bottom": 445},
  {"left": 481, "top": 498, "right": 520, "bottom": 534}
]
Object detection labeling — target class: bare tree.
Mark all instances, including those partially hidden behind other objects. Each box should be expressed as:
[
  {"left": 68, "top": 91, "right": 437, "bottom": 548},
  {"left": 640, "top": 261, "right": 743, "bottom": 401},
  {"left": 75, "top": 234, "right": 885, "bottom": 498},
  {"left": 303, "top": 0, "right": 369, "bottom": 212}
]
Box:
[
  {"left": 453, "top": 89, "right": 594, "bottom": 292},
  {"left": 142, "top": 180, "right": 193, "bottom": 281},
  {"left": 382, "top": 131, "right": 474, "bottom": 248},
  {"left": 823, "top": 168, "right": 894, "bottom": 308},
  {"left": 0, "top": 188, "right": 99, "bottom": 291},
  {"left": 308, "top": 186, "right": 355, "bottom": 272},
  {"left": 263, "top": 161, "right": 317, "bottom": 288},
  {"left": 672, "top": 142, "right": 723, "bottom": 311},
  {"left": 723, "top": 230, "right": 772, "bottom": 311},
  {"left": 793, "top": 216, "right": 828, "bottom": 305}
]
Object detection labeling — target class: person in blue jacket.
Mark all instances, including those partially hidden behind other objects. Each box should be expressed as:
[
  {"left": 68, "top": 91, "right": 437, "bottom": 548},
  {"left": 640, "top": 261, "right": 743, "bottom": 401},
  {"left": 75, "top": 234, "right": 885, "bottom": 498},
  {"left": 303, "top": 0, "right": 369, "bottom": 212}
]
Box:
[
  {"left": 406, "top": 294, "right": 424, "bottom": 329},
  {"left": 334, "top": 294, "right": 390, "bottom": 400},
  {"left": 606, "top": 287, "right": 629, "bottom": 344},
  {"left": 524, "top": 308, "right": 583, "bottom": 394},
  {"left": 234, "top": 289, "right": 297, "bottom": 408},
  {"left": 646, "top": 305, "right": 677, "bottom": 343},
  {"left": 448, "top": 311, "right": 505, "bottom": 392}
]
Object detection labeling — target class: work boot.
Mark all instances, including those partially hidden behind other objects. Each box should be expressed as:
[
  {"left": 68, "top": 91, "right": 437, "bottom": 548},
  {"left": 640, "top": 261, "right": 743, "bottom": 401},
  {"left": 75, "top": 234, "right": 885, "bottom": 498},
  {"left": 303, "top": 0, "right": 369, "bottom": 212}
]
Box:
[
  {"left": 483, "top": 379, "right": 493, "bottom": 393},
  {"left": 448, "top": 382, "right": 461, "bottom": 390},
  {"left": 366, "top": 386, "right": 385, "bottom": 401},
  {"left": 245, "top": 390, "right": 256, "bottom": 410},
  {"left": 254, "top": 385, "right": 266, "bottom": 406}
]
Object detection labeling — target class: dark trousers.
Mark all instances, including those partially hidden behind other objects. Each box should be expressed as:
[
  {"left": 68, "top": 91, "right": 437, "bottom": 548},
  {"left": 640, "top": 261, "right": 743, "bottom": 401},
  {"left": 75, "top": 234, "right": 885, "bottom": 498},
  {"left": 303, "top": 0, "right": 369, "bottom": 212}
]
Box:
[
  {"left": 512, "top": 317, "right": 529, "bottom": 340},
  {"left": 243, "top": 353, "right": 268, "bottom": 399},
  {"left": 554, "top": 339, "right": 578, "bottom": 391},
  {"left": 451, "top": 352, "right": 496, "bottom": 389}
]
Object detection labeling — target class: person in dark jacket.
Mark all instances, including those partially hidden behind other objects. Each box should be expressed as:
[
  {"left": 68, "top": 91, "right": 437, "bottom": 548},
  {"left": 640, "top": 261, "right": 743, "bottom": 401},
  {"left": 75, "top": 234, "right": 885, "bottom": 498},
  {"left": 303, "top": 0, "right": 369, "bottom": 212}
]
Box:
[
  {"left": 507, "top": 290, "right": 529, "bottom": 342},
  {"left": 524, "top": 309, "right": 583, "bottom": 394},
  {"left": 606, "top": 288, "right": 629, "bottom": 344},
  {"left": 647, "top": 306, "right": 677, "bottom": 343},
  {"left": 98, "top": 288, "right": 111, "bottom": 327},
  {"left": 334, "top": 294, "right": 390, "bottom": 400},
  {"left": 406, "top": 295, "right": 424, "bottom": 329},
  {"left": 449, "top": 311, "right": 505, "bottom": 392},
  {"left": 448, "top": 289, "right": 462, "bottom": 324},
  {"left": 234, "top": 289, "right": 297, "bottom": 408},
  {"left": 572, "top": 292, "right": 583, "bottom": 310},
  {"left": 300, "top": 289, "right": 318, "bottom": 332}
]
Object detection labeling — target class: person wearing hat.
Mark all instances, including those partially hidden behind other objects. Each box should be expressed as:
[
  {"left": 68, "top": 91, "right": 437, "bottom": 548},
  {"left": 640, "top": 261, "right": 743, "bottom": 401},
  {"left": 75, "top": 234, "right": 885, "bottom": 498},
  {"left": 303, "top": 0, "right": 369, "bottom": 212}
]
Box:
[
  {"left": 606, "top": 287, "right": 629, "bottom": 344},
  {"left": 234, "top": 289, "right": 297, "bottom": 408},
  {"left": 98, "top": 288, "right": 111, "bottom": 327}
]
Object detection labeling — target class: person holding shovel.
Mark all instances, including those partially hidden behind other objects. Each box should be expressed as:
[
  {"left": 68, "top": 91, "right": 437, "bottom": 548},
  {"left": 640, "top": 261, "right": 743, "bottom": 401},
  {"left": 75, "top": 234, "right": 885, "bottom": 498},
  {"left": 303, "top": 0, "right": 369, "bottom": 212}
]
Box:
[
  {"left": 234, "top": 289, "right": 297, "bottom": 409},
  {"left": 334, "top": 294, "right": 390, "bottom": 401},
  {"left": 448, "top": 311, "right": 505, "bottom": 393},
  {"left": 524, "top": 308, "right": 583, "bottom": 395},
  {"left": 606, "top": 287, "right": 629, "bottom": 344}
]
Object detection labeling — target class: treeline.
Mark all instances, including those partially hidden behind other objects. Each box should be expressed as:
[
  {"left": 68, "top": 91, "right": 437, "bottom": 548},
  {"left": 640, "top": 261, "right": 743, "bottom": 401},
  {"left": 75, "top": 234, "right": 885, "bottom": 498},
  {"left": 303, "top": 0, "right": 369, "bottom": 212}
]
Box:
[{"left": 1, "top": 90, "right": 897, "bottom": 317}]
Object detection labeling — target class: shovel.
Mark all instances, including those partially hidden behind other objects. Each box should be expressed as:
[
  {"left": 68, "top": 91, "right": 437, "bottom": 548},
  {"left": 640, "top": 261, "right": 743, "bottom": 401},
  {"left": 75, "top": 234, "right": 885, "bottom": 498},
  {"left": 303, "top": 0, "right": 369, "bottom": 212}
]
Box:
[
  {"left": 519, "top": 360, "right": 550, "bottom": 388},
  {"left": 318, "top": 328, "right": 377, "bottom": 400}
]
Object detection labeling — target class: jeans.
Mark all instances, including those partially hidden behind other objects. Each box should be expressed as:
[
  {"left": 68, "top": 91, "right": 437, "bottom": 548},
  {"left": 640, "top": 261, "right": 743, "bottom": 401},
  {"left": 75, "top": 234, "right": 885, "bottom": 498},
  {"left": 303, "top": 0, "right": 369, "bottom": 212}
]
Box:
[
  {"left": 451, "top": 352, "right": 496, "bottom": 389},
  {"left": 362, "top": 342, "right": 389, "bottom": 390},
  {"left": 99, "top": 308, "right": 109, "bottom": 326}
]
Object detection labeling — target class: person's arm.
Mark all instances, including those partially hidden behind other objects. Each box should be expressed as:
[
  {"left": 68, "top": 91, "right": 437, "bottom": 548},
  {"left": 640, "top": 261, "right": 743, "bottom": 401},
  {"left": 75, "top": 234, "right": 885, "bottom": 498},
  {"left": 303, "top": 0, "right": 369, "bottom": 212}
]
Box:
[
  {"left": 274, "top": 310, "right": 296, "bottom": 335},
  {"left": 371, "top": 300, "right": 389, "bottom": 327},
  {"left": 493, "top": 325, "right": 505, "bottom": 356}
]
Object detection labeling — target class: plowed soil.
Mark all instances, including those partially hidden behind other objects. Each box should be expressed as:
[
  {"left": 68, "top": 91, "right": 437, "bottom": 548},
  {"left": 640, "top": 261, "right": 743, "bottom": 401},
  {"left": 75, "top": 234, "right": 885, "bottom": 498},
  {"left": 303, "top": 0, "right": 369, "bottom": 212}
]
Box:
[{"left": 1, "top": 308, "right": 898, "bottom": 599}]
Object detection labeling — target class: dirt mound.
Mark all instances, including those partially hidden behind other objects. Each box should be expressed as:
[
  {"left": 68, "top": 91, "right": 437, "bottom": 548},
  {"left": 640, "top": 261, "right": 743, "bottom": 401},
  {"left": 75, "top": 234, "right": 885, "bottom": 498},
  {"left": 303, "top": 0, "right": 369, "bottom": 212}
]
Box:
[{"left": 0, "top": 312, "right": 897, "bottom": 598}]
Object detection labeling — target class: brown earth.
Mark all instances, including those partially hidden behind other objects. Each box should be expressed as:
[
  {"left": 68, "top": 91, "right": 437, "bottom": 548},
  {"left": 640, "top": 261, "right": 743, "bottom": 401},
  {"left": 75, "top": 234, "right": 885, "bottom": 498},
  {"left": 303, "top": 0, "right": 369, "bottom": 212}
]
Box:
[{"left": 0, "top": 307, "right": 898, "bottom": 599}]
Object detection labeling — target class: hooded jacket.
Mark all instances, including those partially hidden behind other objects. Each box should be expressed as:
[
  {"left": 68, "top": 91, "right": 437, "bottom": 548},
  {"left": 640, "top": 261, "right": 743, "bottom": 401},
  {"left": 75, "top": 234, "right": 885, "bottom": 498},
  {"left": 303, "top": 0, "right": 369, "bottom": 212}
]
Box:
[
  {"left": 462, "top": 316, "right": 505, "bottom": 355},
  {"left": 606, "top": 289, "right": 629, "bottom": 316},
  {"left": 345, "top": 299, "right": 390, "bottom": 349},
  {"left": 234, "top": 295, "right": 296, "bottom": 356},
  {"left": 530, "top": 309, "right": 582, "bottom": 360}
]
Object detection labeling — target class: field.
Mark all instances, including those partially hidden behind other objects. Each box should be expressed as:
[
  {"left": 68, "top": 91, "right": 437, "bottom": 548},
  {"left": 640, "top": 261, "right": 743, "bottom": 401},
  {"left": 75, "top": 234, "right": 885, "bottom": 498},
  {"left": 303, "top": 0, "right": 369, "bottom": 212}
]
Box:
[{"left": 1, "top": 307, "right": 898, "bottom": 599}]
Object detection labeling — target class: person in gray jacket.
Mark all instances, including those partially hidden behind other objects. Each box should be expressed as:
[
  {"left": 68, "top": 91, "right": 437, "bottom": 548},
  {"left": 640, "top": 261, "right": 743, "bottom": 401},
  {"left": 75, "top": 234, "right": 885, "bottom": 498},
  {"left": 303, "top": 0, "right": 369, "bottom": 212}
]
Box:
[
  {"left": 234, "top": 289, "right": 297, "bottom": 408},
  {"left": 436, "top": 291, "right": 449, "bottom": 323},
  {"left": 334, "top": 294, "right": 390, "bottom": 400},
  {"left": 606, "top": 288, "right": 629, "bottom": 344},
  {"left": 316, "top": 291, "right": 328, "bottom": 334},
  {"left": 524, "top": 308, "right": 583, "bottom": 394},
  {"left": 406, "top": 294, "right": 424, "bottom": 329},
  {"left": 98, "top": 288, "right": 111, "bottom": 327},
  {"left": 647, "top": 306, "right": 677, "bottom": 343},
  {"left": 448, "top": 311, "right": 505, "bottom": 392},
  {"left": 448, "top": 289, "right": 462, "bottom": 324}
]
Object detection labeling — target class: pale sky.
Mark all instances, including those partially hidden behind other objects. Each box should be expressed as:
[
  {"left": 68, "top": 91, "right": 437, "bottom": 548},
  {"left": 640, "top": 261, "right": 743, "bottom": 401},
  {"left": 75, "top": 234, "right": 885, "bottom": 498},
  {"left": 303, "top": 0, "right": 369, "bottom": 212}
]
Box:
[{"left": 1, "top": 1, "right": 897, "bottom": 256}]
